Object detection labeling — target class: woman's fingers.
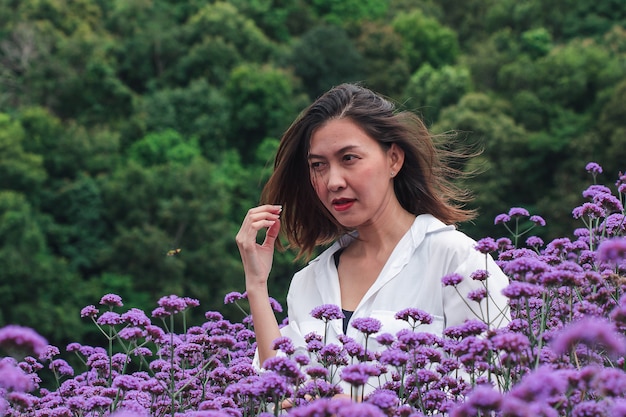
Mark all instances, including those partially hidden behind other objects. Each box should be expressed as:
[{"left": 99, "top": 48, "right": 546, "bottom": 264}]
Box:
[
  {"left": 262, "top": 218, "right": 281, "bottom": 249},
  {"left": 236, "top": 205, "right": 282, "bottom": 248}
]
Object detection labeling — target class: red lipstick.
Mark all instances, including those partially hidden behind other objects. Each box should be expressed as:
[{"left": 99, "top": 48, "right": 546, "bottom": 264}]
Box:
[{"left": 332, "top": 198, "right": 355, "bottom": 212}]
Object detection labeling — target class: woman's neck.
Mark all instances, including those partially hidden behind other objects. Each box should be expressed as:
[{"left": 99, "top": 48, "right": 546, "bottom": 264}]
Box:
[{"left": 351, "top": 206, "right": 416, "bottom": 258}]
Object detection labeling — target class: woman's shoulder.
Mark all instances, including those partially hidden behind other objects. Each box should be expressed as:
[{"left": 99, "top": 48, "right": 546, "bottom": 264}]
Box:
[
  {"left": 416, "top": 214, "right": 478, "bottom": 252},
  {"left": 291, "top": 241, "right": 342, "bottom": 280}
]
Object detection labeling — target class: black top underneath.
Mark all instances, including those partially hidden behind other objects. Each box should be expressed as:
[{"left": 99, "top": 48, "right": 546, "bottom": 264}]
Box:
[
  {"left": 342, "top": 309, "right": 354, "bottom": 334},
  {"left": 334, "top": 249, "right": 353, "bottom": 334}
]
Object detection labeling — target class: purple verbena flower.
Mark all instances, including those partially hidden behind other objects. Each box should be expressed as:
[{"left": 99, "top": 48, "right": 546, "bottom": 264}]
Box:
[
  {"left": 310, "top": 304, "right": 344, "bottom": 321},
  {"left": 120, "top": 308, "right": 151, "bottom": 327},
  {"left": 491, "top": 331, "right": 530, "bottom": 354},
  {"left": 494, "top": 213, "right": 511, "bottom": 224},
  {"left": 497, "top": 237, "right": 514, "bottom": 251},
  {"left": 0, "top": 358, "right": 35, "bottom": 391},
  {"left": 80, "top": 305, "right": 99, "bottom": 318},
  {"left": 442, "top": 273, "right": 464, "bottom": 286},
  {"left": 572, "top": 202, "right": 605, "bottom": 219},
  {"left": 340, "top": 363, "right": 380, "bottom": 386},
  {"left": 288, "top": 398, "right": 385, "bottom": 417},
  {"left": 466, "top": 384, "right": 503, "bottom": 412},
  {"left": 594, "top": 192, "right": 624, "bottom": 213},
  {"left": 184, "top": 297, "right": 200, "bottom": 308},
  {"left": 343, "top": 341, "right": 365, "bottom": 358},
  {"left": 366, "top": 389, "right": 399, "bottom": 411},
  {"left": 551, "top": 317, "right": 626, "bottom": 358},
  {"left": 375, "top": 333, "right": 395, "bottom": 346},
  {"left": 318, "top": 344, "right": 348, "bottom": 366},
  {"left": 269, "top": 297, "right": 283, "bottom": 313},
  {"left": 145, "top": 325, "right": 166, "bottom": 342},
  {"left": 118, "top": 327, "right": 145, "bottom": 340},
  {"left": 470, "top": 269, "right": 490, "bottom": 281},
  {"left": 611, "top": 399, "right": 626, "bottom": 417},
  {"left": 151, "top": 307, "right": 170, "bottom": 318},
  {"left": 509, "top": 207, "right": 530, "bottom": 217},
  {"left": 110, "top": 411, "right": 147, "bottom": 417},
  {"left": 508, "top": 366, "right": 568, "bottom": 402},
  {"left": 572, "top": 401, "right": 608, "bottom": 417},
  {"left": 271, "top": 336, "right": 295, "bottom": 355},
  {"left": 475, "top": 237, "right": 498, "bottom": 254},
  {"left": 38, "top": 345, "right": 60, "bottom": 361},
  {"left": 378, "top": 349, "right": 409, "bottom": 367},
  {"left": 467, "top": 288, "right": 488, "bottom": 302},
  {"left": 611, "top": 294, "right": 626, "bottom": 326},
  {"left": 99, "top": 293, "right": 123, "bottom": 307},
  {"left": 602, "top": 214, "right": 626, "bottom": 236},
  {"left": 502, "top": 257, "right": 548, "bottom": 281},
  {"left": 223, "top": 291, "right": 246, "bottom": 304},
  {"left": 585, "top": 162, "right": 603, "bottom": 175},
  {"left": 132, "top": 347, "right": 152, "bottom": 357},
  {"left": 591, "top": 367, "right": 626, "bottom": 397},
  {"left": 96, "top": 311, "right": 122, "bottom": 326},
  {"left": 529, "top": 215, "right": 546, "bottom": 226},
  {"left": 205, "top": 311, "right": 224, "bottom": 321},
  {"left": 584, "top": 184, "right": 613, "bottom": 200},
  {"left": 304, "top": 332, "right": 322, "bottom": 343},
  {"left": 0, "top": 325, "right": 48, "bottom": 357},
  {"left": 351, "top": 317, "right": 382, "bottom": 335},
  {"left": 526, "top": 236, "right": 544, "bottom": 248},
  {"left": 306, "top": 365, "right": 329, "bottom": 379},
  {"left": 293, "top": 354, "right": 309, "bottom": 366},
  {"left": 156, "top": 295, "right": 188, "bottom": 314},
  {"left": 395, "top": 308, "right": 433, "bottom": 326},
  {"left": 597, "top": 237, "right": 626, "bottom": 263},
  {"left": 49, "top": 359, "right": 74, "bottom": 377},
  {"left": 443, "top": 320, "right": 488, "bottom": 339},
  {"left": 262, "top": 356, "right": 304, "bottom": 380}
]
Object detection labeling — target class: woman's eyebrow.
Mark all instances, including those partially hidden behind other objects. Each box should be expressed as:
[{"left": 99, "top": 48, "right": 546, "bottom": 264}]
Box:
[{"left": 308, "top": 145, "right": 360, "bottom": 159}]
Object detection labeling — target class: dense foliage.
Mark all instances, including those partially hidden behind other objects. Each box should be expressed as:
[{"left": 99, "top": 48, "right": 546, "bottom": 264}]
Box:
[
  {"left": 1, "top": 0, "right": 625, "bottom": 353},
  {"left": 0, "top": 164, "right": 625, "bottom": 416}
]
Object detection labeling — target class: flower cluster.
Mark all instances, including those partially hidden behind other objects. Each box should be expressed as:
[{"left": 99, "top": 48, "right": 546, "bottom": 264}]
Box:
[{"left": 1, "top": 163, "right": 625, "bottom": 416}]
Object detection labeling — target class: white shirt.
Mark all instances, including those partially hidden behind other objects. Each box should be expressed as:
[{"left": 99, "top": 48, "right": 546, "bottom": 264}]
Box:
[
  {"left": 278, "top": 214, "right": 510, "bottom": 352},
  {"left": 256, "top": 214, "right": 510, "bottom": 395}
]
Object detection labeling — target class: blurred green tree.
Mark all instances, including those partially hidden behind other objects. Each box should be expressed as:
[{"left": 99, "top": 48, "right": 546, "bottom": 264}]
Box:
[
  {"left": 289, "top": 25, "right": 365, "bottom": 99},
  {"left": 135, "top": 79, "right": 231, "bottom": 159},
  {"left": 224, "top": 63, "right": 308, "bottom": 161},
  {"left": 0, "top": 113, "right": 46, "bottom": 193},
  {"left": 310, "top": 0, "right": 388, "bottom": 25},
  {"left": 0, "top": 190, "right": 89, "bottom": 344},
  {"left": 403, "top": 64, "right": 472, "bottom": 123},
  {"left": 354, "top": 22, "right": 411, "bottom": 99},
  {"left": 173, "top": 1, "right": 276, "bottom": 87},
  {"left": 128, "top": 129, "right": 202, "bottom": 167},
  {"left": 105, "top": 0, "right": 183, "bottom": 92},
  {"left": 432, "top": 93, "right": 536, "bottom": 239},
  {"left": 392, "top": 9, "right": 459, "bottom": 72}
]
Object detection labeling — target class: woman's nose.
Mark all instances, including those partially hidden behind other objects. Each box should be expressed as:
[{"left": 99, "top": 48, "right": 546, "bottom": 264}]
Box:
[{"left": 326, "top": 165, "right": 346, "bottom": 191}]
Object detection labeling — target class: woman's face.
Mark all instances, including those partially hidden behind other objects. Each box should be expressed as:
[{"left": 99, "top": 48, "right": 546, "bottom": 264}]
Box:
[{"left": 308, "top": 118, "right": 404, "bottom": 229}]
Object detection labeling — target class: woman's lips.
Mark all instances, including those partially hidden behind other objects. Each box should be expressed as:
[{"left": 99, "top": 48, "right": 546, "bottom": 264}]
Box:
[{"left": 332, "top": 199, "right": 355, "bottom": 212}]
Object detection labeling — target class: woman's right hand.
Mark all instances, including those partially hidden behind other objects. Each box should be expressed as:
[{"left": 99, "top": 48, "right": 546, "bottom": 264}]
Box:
[{"left": 235, "top": 205, "right": 282, "bottom": 289}]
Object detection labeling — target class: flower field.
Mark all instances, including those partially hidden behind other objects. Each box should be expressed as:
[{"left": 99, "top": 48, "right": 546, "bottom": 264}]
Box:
[{"left": 1, "top": 163, "right": 626, "bottom": 417}]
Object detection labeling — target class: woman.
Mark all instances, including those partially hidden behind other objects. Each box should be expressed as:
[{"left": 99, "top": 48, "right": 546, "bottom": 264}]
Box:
[{"left": 236, "top": 83, "right": 510, "bottom": 372}]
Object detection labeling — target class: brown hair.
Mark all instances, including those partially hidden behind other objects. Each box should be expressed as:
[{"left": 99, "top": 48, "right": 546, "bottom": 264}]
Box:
[{"left": 261, "top": 83, "right": 476, "bottom": 261}]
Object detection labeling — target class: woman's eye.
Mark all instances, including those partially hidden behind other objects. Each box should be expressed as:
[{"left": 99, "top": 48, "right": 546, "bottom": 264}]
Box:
[
  {"left": 343, "top": 154, "right": 358, "bottom": 162},
  {"left": 310, "top": 161, "right": 325, "bottom": 170}
]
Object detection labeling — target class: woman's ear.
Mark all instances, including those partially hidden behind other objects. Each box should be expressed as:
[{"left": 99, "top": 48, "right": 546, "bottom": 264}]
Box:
[{"left": 388, "top": 143, "right": 405, "bottom": 175}]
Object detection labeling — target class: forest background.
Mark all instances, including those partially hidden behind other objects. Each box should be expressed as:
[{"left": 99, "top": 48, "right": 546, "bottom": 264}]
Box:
[{"left": 1, "top": 0, "right": 625, "bottom": 351}]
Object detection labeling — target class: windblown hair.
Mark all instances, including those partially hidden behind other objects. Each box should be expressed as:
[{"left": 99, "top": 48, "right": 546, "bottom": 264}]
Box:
[{"left": 261, "top": 83, "right": 476, "bottom": 261}]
